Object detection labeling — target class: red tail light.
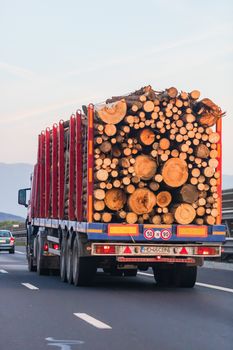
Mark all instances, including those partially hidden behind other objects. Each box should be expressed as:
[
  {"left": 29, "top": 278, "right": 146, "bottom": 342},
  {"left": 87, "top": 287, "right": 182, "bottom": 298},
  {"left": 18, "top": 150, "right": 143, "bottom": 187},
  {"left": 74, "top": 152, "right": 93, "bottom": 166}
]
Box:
[
  {"left": 196, "top": 247, "right": 218, "bottom": 255},
  {"left": 96, "top": 245, "right": 116, "bottom": 254},
  {"left": 53, "top": 244, "right": 59, "bottom": 250},
  {"left": 10, "top": 237, "right": 15, "bottom": 243},
  {"left": 43, "top": 243, "right": 49, "bottom": 251}
]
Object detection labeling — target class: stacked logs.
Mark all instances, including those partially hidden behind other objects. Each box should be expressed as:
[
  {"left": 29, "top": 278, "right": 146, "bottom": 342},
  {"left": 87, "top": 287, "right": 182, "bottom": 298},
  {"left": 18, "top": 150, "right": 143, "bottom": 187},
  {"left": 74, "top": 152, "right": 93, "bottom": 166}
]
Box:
[{"left": 91, "top": 85, "right": 224, "bottom": 225}]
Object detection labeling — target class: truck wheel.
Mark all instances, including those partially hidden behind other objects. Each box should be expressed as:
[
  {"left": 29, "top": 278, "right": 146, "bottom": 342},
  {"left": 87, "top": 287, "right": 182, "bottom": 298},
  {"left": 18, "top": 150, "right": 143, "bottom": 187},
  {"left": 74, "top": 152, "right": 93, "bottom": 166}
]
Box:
[
  {"left": 153, "top": 267, "right": 174, "bottom": 287},
  {"left": 175, "top": 265, "right": 197, "bottom": 288},
  {"left": 72, "top": 237, "right": 97, "bottom": 286},
  {"left": 60, "top": 238, "right": 67, "bottom": 282},
  {"left": 66, "top": 242, "right": 73, "bottom": 284},
  {"left": 28, "top": 255, "right": 36, "bottom": 272}
]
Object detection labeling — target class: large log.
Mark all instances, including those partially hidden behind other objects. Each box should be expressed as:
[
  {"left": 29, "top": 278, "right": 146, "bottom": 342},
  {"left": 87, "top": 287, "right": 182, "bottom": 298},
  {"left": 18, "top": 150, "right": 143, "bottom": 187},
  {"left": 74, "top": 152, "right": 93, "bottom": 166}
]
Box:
[
  {"left": 173, "top": 203, "right": 196, "bottom": 224},
  {"left": 134, "top": 155, "right": 157, "bottom": 180},
  {"left": 104, "top": 189, "right": 126, "bottom": 211},
  {"left": 96, "top": 100, "right": 127, "bottom": 124},
  {"left": 180, "top": 184, "right": 199, "bottom": 203},
  {"left": 128, "top": 188, "right": 156, "bottom": 215},
  {"left": 162, "top": 158, "right": 188, "bottom": 187}
]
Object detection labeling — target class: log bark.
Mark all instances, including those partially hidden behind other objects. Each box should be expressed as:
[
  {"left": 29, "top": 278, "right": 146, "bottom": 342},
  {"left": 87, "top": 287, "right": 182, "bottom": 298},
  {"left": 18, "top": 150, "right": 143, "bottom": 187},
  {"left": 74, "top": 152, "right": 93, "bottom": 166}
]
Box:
[
  {"left": 180, "top": 184, "right": 199, "bottom": 203},
  {"left": 195, "top": 144, "right": 210, "bottom": 158}
]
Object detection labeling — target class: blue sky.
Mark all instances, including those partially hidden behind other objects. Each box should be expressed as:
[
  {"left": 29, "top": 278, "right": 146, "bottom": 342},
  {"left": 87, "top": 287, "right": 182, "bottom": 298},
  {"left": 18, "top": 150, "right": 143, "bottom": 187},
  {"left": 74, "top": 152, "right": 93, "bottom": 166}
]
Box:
[{"left": 0, "top": 0, "right": 233, "bottom": 174}]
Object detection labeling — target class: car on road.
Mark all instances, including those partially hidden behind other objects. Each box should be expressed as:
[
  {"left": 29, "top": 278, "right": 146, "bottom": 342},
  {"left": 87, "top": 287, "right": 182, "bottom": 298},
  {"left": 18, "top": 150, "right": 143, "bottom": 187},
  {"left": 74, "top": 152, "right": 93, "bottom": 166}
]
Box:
[{"left": 0, "top": 230, "right": 15, "bottom": 254}]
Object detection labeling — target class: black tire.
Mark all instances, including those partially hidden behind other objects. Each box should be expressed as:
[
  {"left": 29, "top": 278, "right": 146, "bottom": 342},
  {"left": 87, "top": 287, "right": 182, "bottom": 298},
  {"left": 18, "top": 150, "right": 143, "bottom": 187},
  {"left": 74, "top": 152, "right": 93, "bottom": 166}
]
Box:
[
  {"left": 175, "top": 265, "right": 197, "bottom": 288},
  {"left": 124, "top": 269, "right": 137, "bottom": 277},
  {"left": 37, "top": 238, "right": 49, "bottom": 276},
  {"left": 9, "top": 248, "right": 15, "bottom": 254},
  {"left": 28, "top": 255, "right": 37, "bottom": 272},
  {"left": 66, "top": 241, "right": 73, "bottom": 284},
  {"left": 60, "top": 238, "right": 67, "bottom": 282},
  {"left": 72, "top": 237, "right": 97, "bottom": 286},
  {"left": 153, "top": 267, "right": 174, "bottom": 287}
]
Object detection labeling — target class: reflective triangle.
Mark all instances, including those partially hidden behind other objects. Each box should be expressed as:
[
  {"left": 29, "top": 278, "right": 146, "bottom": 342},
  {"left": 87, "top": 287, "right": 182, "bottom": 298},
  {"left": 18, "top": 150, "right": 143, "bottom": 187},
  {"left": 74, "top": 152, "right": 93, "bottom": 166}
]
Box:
[
  {"left": 179, "top": 247, "right": 188, "bottom": 255},
  {"left": 123, "top": 246, "right": 132, "bottom": 254}
]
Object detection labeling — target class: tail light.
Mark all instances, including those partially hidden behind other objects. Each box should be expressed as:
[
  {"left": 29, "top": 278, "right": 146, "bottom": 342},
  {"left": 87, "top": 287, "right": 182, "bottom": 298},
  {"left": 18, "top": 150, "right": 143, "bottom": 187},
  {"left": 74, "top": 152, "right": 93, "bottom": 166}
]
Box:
[
  {"left": 53, "top": 244, "right": 59, "bottom": 250},
  {"left": 95, "top": 245, "right": 116, "bottom": 254},
  {"left": 10, "top": 237, "right": 15, "bottom": 243},
  {"left": 43, "top": 243, "right": 49, "bottom": 252},
  {"left": 196, "top": 247, "right": 218, "bottom": 255}
]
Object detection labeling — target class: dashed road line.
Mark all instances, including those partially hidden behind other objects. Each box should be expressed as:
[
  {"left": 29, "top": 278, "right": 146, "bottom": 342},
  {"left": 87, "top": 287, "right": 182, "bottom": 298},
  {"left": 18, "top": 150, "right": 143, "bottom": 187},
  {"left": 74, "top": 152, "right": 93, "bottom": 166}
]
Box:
[
  {"left": 0, "top": 269, "right": 8, "bottom": 274},
  {"left": 15, "top": 251, "right": 26, "bottom": 255},
  {"left": 74, "top": 313, "right": 112, "bottom": 329},
  {"left": 196, "top": 282, "right": 233, "bottom": 294},
  {"left": 21, "top": 283, "right": 39, "bottom": 290},
  {"left": 138, "top": 272, "right": 233, "bottom": 293}
]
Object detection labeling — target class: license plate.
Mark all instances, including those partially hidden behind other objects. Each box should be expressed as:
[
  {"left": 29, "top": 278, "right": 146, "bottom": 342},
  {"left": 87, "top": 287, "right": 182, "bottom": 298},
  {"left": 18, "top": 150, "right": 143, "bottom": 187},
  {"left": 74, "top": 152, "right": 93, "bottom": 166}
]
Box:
[
  {"left": 141, "top": 246, "right": 172, "bottom": 255},
  {"left": 0, "top": 239, "right": 6, "bottom": 243}
]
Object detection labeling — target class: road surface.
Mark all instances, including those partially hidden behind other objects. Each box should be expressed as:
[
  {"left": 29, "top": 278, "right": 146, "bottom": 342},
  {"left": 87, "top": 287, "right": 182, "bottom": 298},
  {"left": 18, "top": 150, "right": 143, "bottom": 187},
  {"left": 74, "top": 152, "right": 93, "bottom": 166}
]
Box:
[{"left": 0, "top": 246, "right": 233, "bottom": 350}]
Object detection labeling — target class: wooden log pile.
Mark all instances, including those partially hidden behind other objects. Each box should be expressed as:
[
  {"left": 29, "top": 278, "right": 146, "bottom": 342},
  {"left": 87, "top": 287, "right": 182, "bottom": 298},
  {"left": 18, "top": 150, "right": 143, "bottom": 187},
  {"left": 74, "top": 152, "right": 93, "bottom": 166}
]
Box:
[{"left": 90, "top": 85, "right": 224, "bottom": 225}]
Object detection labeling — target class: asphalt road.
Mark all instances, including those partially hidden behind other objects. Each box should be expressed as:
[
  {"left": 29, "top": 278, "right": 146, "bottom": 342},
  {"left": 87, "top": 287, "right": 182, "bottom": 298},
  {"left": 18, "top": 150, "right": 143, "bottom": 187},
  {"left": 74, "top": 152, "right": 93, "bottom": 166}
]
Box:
[{"left": 0, "top": 246, "right": 233, "bottom": 350}]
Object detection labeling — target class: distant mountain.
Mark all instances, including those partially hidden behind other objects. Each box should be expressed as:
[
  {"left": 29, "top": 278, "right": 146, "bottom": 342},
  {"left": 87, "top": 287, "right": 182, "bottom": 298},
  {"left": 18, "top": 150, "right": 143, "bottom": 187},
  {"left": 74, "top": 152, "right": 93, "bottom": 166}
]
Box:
[
  {"left": 0, "top": 212, "right": 25, "bottom": 222},
  {"left": 0, "top": 163, "right": 33, "bottom": 217}
]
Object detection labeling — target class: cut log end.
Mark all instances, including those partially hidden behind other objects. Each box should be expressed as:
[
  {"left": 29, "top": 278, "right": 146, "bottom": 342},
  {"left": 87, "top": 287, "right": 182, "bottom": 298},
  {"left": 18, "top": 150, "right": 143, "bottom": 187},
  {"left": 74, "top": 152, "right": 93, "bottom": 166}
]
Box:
[
  {"left": 128, "top": 188, "right": 156, "bottom": 215},
  {"left": 104, "top": 189, "right": 126, "bottom": 211},
  {"left": 173, "top": 203, "right": 196, "bottom": 224},
  {"left": 97, "top": 100, "right": 127, "bottom": 124},
  {"left": 162, "top": 158, "right": 188, "bottom": 188},
  {"left": 134, "top": 155, "right": 157, "bottom": 180}
]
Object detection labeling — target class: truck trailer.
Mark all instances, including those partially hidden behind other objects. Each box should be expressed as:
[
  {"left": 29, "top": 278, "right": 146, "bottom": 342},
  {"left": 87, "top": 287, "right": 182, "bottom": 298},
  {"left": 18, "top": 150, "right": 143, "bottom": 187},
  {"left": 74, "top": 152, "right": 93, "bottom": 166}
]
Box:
[{"left": 18, "top": 85, "right": 226, "bottom": 287}]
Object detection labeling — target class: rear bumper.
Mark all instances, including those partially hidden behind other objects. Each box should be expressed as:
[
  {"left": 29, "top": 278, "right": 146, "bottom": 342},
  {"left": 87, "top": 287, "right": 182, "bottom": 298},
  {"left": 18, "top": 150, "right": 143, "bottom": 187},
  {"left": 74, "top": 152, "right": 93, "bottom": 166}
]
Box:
[
  {"left": 91, "top": 243, "right": 222, "bottom": 258},
  {"left": 0, "top": 244, "right": 14, "bottom": 250}
]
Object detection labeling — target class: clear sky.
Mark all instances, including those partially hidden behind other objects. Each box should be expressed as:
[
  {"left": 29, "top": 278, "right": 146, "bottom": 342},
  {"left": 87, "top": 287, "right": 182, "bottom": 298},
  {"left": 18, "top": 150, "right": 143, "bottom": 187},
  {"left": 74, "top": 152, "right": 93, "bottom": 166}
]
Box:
[{"left": 0, "top": 0, "right": 233, "bottom": 174}]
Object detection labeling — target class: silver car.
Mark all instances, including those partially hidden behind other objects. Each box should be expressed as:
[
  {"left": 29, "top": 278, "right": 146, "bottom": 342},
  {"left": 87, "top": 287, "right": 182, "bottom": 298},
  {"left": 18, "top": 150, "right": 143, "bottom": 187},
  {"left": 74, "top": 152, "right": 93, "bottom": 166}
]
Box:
[{"left": 0, "top": 230, "right": 15, "bottom": 254}]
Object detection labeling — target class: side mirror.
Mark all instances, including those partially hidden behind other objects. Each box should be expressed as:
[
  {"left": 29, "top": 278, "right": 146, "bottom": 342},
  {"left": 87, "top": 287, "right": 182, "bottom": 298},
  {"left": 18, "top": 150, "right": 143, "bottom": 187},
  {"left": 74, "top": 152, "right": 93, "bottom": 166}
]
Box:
[{"left": 18, "top": 188, "right": 30, "bottom": 207}]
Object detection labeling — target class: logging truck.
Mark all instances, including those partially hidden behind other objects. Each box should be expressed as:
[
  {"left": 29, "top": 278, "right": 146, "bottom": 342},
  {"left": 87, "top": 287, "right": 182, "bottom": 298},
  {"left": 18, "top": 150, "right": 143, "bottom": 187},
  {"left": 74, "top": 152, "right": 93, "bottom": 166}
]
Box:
[{"left": 18, "top": 85, "right": 226, "bottom": 287}]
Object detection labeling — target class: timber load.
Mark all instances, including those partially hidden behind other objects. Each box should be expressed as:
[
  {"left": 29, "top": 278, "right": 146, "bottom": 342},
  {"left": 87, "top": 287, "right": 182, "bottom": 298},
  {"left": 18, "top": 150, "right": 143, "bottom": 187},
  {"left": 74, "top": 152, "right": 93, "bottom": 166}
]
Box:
[{"left": 91, "top": 85, "right": 224, "bottom": 225}]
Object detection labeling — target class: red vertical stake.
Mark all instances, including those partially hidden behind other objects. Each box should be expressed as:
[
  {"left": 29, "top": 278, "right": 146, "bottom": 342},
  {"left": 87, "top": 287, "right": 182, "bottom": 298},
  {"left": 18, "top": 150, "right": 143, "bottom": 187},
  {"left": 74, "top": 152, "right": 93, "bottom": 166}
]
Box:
[
  {"left": 76, "top": 110, "right": 83, "bottom": 221},
  {"left": 216, "top": 117, "right": 222, "bottom": 225},
  {"left": 40, "top": 132, "right": 45, "bottom": 218},
  {"left": 31, "top": 165, "right": 37, "bottom": 218},
  {"left": 52, "top": 124, "right": 58, "bottom": 218},
  {"left": 58, "top": 121, "right": 65, "bottom": 219},
  {"left": 69, "top": 115, "right": 76, "bottom": 220},
  {"left": 45, "top": 128, "right": 51, "bottom": 217},
  {"left": 87, "top": 104, "right": 94, "bottom": 222},
  {"left": 35, "top": 135, "right": 41, "bottom": 217}
]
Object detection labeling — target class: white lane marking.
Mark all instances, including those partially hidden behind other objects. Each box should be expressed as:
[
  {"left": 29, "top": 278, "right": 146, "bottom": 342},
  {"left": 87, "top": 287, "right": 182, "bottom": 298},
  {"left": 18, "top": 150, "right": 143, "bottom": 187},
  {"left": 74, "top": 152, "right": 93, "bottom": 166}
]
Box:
[
  {"left": 74, "top": 313, "right": 112, "bottom": 329},
  {"left": 0, "top": 269, "right": 8, "bottom": 274},
  {"left": 138, "top": 272, "right": 152, "bottom": 277},
  {"left": 196, "top": 282, "right": 233, "bottom": 294},
  {"left": 15, "top": 251, "right": 26, "bottom": 255},
  {"left": 21, "top": 283, "right": 39, "bottom": 290},
  {"left": 138, "top": 272, "right": 233, "bottom": 294}
]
